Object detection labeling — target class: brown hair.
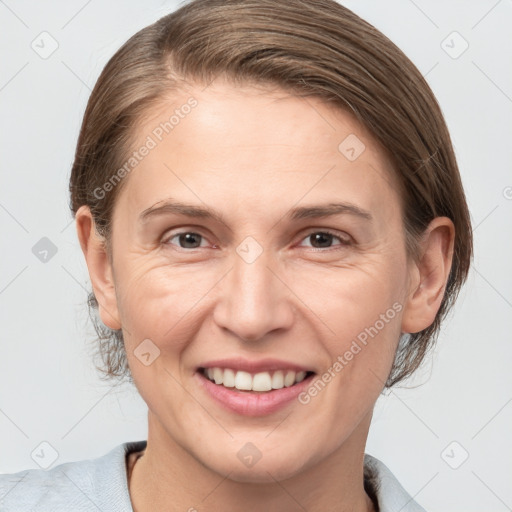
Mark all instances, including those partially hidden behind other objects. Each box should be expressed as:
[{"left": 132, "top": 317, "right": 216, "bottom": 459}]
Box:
[{"left": 69, "top": 0, "right": 472, "bottom": 388}]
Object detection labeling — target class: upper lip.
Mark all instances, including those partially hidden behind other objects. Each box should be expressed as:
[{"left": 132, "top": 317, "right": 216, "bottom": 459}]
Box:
[{"left": 197, "top": 357, "right": 315, "bottom": 374}]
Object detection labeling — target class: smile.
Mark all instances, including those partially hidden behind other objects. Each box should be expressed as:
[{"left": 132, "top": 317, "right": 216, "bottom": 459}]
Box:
[
  {"left": 195, "top": 366, "right": 317, "bottom": 416},
  {"left": 200, "top": 367, "right": 315, "bottom": 392}
]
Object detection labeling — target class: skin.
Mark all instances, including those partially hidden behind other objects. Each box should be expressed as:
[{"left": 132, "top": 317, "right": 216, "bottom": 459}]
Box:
[{"left": 76, "top": 78, "right": 454, "bottom": 512}]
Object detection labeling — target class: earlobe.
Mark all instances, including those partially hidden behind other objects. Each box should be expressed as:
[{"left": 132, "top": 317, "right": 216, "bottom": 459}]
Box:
[
  {"left": 75, "top": 205, "right": 122, "bottom": 330},
  {"left": 401, "top": 217, "right": 455, "bottom": 334}
]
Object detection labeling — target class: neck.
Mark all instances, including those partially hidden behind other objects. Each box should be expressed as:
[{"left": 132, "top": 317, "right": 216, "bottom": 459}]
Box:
[{"left": 129, "top": 411, "right": 376, "bottom": 512}]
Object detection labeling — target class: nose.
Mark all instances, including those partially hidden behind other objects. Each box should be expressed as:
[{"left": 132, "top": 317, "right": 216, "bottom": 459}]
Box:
[{"left": 212, "top": 248, "right": 295, "bottom": 342}]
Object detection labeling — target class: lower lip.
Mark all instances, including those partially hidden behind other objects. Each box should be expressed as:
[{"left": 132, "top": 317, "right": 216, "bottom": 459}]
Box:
[{"left": 194, "top": 370, "right": 315, "bottom": 417}]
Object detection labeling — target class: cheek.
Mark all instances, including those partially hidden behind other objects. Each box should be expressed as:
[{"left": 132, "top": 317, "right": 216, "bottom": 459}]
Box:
[
  {"left": 117, "top": 264, "right": 214, "bottom": 409},
  {"left": 290, "top": 255, "right": 406, "bottom": 394},
  {"left": 114, "top": 262, "right": 218, "bottom": 349},
  {"left": 293, "top": 255, "right": 406, "bottom": 340}
]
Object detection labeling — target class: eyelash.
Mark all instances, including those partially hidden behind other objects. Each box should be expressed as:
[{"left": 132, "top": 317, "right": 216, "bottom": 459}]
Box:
[{"left": 161, "top": 229, "right": 352, "bottom": 251}]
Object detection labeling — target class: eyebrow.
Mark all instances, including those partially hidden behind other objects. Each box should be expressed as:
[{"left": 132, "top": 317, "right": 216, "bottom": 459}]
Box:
[
  {"left": 139, "top": 199, "right": 372, "bottom": 224},
  {"left": 288, "top": 203, "right": 372, "bottom": 222},
  {"left": 139, "top": 200, "right": 227, "bottom": 224}
]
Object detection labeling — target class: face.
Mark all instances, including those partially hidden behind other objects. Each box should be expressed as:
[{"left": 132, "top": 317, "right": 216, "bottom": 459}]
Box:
[{"left": 86, "top": 79, "right": 417, "bottom": 482}]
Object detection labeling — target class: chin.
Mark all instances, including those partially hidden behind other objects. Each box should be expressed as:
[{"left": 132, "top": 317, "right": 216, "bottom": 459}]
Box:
[
  {"left": 220, "top": 463, "right": 302, "bottom": 484},
  {"left": 202, "top": 448, "right": 312, "bottom": 484}
]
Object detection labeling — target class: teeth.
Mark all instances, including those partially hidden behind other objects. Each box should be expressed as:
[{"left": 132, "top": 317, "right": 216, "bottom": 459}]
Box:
[
  {"left": 202, "top": 367, "right": 310, "bottom": 392},
  {"left": 284, "top": 370, "right": 295, "bottom": 387},
  {"left": 253, "top": 372, "right": 272, "bottom": 391},
  {"left": 271, "top": 370, "right": 284, "bottom": 389},
  {"left": 296, "top": 371, "right": 306, "bottom": 383},
  {"left": 213, "top": 367, "right": 224, "bottom": 385},
  {"left": 223, "top": 368, "right": 235, "bottom": 387}
]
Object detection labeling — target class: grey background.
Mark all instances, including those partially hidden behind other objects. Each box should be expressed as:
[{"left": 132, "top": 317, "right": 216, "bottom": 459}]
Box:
[{"left": 1, "top": 1, "right": 511, "bottom": 510}]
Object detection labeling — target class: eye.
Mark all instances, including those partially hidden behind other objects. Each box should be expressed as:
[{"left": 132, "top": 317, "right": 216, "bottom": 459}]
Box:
[
  {"left": 298, "top": 230, "right": 351, "bottom": 249},
  {"left": 161, "top": 229, "right": 350, "bottom": 251},
  {"left": 163, "top": 231, "right": 210, "bottom": 249}
]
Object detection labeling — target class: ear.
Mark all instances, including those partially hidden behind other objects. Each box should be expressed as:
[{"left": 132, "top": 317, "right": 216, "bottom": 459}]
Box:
[
  {"left": 75, "top": 205, "right": 122, "bottom": 330},
  {"left": 401, "top": 217, "right": 455, "bottom": 334}
]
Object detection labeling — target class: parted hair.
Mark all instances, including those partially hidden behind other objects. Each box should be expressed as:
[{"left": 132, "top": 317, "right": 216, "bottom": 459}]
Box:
[{"left": 69, "top": 0, "right": 473, "bottom": 388}]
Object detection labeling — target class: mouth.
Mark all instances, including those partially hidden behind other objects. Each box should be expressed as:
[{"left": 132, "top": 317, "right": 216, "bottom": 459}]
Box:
[{"left": 198, "top": 367, "right": 316, "bottom": 393}]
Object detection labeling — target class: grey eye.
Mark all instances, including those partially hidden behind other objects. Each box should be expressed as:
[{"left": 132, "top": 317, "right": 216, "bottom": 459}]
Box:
[{"left": 169, "top": 232, "right": 205, "bottom": 248}]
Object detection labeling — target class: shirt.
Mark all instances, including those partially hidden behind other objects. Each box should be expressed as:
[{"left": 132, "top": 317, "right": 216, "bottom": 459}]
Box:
[{"left": 0, "top": 440, "right": 426, "bottom": 511}]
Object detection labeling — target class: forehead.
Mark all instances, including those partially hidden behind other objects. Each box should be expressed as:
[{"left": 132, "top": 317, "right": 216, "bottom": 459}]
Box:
[{"left": 116, "top": 79, "right": 400, "bottom": 224}]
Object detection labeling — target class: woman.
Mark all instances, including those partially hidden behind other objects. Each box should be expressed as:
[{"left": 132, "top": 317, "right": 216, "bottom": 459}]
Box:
[{"left": 0, "top": 0, "right": 472, "bottom": 510}]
